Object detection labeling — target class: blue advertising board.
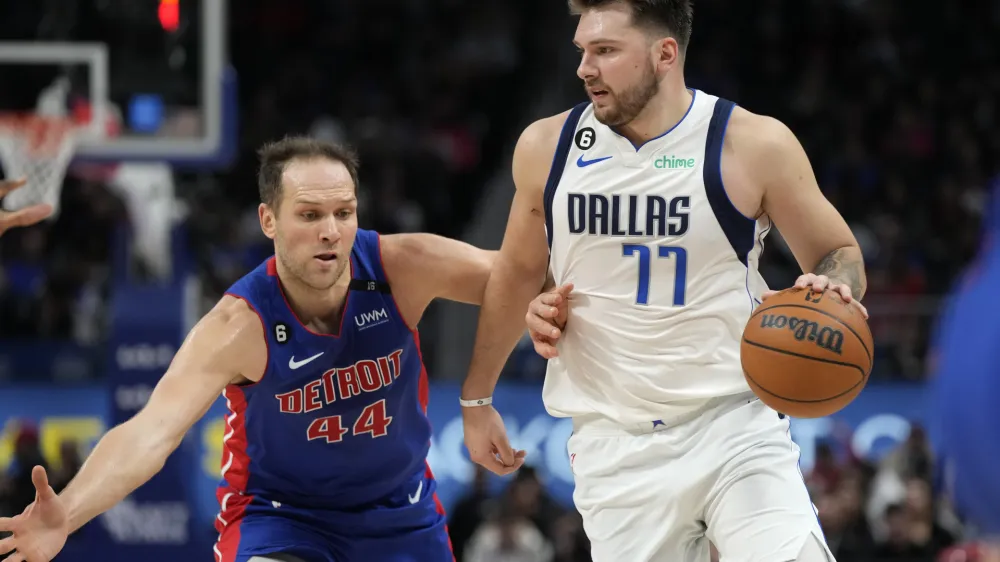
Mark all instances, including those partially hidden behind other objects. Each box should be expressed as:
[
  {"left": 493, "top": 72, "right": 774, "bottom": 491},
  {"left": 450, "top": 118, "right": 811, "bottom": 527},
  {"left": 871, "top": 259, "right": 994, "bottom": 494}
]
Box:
[
  {"left": 98, "top": 282, "right": 200, "bottom": 559},
  {"left": 0, "top": 380, "right": 927, "bottom": 560}
]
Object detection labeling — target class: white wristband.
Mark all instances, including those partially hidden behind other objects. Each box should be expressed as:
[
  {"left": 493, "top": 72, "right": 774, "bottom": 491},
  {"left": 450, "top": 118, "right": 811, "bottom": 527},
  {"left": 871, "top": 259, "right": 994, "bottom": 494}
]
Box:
[{"left": 459, "top": 396, "right": 493, "bottom": 407}]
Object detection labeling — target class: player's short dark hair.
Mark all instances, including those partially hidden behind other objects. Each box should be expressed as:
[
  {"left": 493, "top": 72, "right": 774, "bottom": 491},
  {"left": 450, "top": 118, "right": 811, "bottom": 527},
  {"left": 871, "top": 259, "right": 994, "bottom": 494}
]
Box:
[
  {"left": 568, "top": 0, "right": 694, "bottom": 51},
  {"left": 257, "top": 136, "right": 361, "bottom": 209}
]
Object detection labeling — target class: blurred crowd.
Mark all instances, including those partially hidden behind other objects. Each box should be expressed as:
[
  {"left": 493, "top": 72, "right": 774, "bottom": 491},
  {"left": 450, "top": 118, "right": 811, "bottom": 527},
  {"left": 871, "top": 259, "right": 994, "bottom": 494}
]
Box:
[
  {"left": 805, "top": 425, "right": 968, "bottom": 562},
  {"left": 1, "top": 420, "right": 991, "bottom": 562},
  {"left": 700, "top": 0, "right": 1000, "bottom": 382},
  {"left": 185, "top": 0, "right": 544, "bottom": 302},
  {"left": 442, "top": 424, "right": 991, "bottom": 562},
  {"left": 1, "top": 0, "right": 995, "bottom": 381},
  {"left": 0, "top": 179, "right": 124, "bottom": 345}
]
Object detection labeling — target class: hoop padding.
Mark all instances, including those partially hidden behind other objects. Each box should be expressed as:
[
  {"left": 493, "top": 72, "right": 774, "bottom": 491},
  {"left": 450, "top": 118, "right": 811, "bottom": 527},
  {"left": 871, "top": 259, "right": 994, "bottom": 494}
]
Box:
[{"left": 0, "top": 114, "right": 79, "bottom": 215}]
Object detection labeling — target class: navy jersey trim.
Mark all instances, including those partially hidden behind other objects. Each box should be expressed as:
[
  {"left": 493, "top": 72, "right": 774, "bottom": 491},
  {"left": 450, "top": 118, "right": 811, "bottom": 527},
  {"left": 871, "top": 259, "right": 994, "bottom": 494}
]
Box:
[
  {"left": 350, "top": 230, "right": 392, "bottom": 292},
  {"left": 611, "top": 88, "right": 698, "bottom": 151},
  {"left": 349, "top": 278, "right": 392, "bottom": 294},
  {"left": 703, "top": 98, "right": 756, "bottom": 266},
  {"left": 544, "top": 102, "right": 589, "bottom": 250}
]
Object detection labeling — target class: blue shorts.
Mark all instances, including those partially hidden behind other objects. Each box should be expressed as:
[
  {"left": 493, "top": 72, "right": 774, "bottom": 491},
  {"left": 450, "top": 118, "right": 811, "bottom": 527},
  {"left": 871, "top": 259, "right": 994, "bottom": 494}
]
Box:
[{"left": 213, "top": 472, "right": 454, "bottom": 562}]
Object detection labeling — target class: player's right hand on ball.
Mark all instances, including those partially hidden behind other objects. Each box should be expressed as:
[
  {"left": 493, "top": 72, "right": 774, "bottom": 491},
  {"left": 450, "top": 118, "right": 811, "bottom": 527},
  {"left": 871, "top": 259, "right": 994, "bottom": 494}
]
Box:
[
  {"left": 0, "top": 466, "right": 70, "bottom": 562},
  {"left": 0, "top": 178, "right": 54, "bottom": 236},
  {"left": 526, "top": 283, "right": 574, "bottom": 359},
  {"left": 462, "top": 404, "right": 526, "bottom": 476}
]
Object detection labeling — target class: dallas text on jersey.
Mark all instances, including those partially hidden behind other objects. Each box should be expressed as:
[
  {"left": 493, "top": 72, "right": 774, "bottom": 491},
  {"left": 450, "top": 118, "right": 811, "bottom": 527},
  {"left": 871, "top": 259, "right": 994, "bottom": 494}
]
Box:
[{"left": 566, "top": 193, "right": 691, "bottom": 237}]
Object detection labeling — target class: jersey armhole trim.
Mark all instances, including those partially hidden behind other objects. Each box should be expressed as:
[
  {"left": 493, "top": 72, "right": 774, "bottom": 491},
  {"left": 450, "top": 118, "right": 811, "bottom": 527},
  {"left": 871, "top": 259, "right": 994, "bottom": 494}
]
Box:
[
  {"left": 703, "top": 98, "right": 757, "bottom": 267},
  {"left": 222, "top": 292, "right": 270, "bottom": 388},
  {"left": 373, "top": 232, "right": 421, "bottom": 332},
  {"left": 353, "top": 229, "right": 389, "bottom": 283},
  {"left": 544, "top": 102, "right": 590, "bottom": 250},
  {"left": 373, "top": 232, "right": 433, "bottom": 413}
]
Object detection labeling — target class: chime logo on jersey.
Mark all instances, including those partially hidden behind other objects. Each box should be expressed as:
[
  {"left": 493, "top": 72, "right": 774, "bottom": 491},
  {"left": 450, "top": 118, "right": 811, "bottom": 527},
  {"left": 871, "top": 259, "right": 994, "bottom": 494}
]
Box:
[{"left": 654, "top": 155, "right": 697, "bottom": 170}]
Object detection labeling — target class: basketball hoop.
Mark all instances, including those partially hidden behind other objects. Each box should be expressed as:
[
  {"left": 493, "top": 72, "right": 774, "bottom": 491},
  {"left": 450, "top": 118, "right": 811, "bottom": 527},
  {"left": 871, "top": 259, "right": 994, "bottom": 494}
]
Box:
[{"left": 0, "top": 113, "right": 80, "bottom": 217}]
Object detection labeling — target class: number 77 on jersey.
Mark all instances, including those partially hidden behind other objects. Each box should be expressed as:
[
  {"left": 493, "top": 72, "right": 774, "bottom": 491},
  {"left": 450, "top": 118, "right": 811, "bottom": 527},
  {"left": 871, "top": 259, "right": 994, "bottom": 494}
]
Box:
[{"left": 622, "top": 244, "right": 687, "bottom": 306}]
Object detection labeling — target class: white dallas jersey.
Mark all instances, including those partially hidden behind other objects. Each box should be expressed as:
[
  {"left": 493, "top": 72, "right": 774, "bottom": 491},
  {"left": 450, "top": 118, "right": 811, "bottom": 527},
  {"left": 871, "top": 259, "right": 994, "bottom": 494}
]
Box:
[{"left": 543, "top": 90, "right": 772, "bottom": 424}]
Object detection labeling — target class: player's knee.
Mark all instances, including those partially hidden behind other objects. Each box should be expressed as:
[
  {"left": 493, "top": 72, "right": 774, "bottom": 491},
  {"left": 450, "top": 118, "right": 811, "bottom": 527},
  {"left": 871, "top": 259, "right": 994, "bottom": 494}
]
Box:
[{"left": 793, "top": 533, "right": 835, "bottom": 562}]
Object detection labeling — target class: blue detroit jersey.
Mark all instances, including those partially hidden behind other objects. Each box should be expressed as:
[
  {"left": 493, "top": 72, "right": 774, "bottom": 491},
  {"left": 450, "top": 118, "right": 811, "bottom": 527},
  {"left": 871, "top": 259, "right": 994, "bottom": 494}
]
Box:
[
  {"left": 930, "top": 180, "right": 1000, "bottom": 536},
  {"left": 217, "top": 229, "right": 434, "bottom": 510}
]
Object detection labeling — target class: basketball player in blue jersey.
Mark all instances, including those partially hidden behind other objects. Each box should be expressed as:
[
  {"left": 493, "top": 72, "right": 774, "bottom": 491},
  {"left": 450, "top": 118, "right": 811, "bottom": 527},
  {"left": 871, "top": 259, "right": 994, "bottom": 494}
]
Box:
[
  {"left": 930, "top": 181, "right": 1000, "bottom": 551},
  {"left": 461, "top": 1, "right": 867, "bottom": 561},
  {"left": 0, "top": 137, "right": 519, "bottom": 562}
]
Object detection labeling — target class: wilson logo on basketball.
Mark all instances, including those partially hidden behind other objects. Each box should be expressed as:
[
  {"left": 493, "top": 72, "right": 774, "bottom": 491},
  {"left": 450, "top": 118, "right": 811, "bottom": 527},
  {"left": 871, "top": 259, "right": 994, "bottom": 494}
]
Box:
[{"left": 759, "top": 314, "right": 845, "bottom": 354}]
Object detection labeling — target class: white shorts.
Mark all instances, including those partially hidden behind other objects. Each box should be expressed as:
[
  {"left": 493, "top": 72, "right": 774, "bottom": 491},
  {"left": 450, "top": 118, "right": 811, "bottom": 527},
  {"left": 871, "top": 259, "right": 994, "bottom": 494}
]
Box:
[{"left": 566, "top": 395, "right": 834, "bottom": 562}]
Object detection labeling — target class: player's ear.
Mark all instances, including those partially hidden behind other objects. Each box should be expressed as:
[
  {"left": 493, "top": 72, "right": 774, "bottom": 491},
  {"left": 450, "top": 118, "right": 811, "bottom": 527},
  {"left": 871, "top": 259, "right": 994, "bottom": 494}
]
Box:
[
  {"left": 654, "top": 36, "right": 680, "bottom": 71},
  {"left": 259, "top": 202, "right": 277, "bottom": 240}
]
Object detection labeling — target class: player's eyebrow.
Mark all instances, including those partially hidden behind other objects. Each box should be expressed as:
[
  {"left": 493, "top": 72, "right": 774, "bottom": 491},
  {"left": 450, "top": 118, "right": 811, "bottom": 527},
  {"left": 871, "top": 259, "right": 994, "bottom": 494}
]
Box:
[
  {"left": 293, "top": 193, "right": 357, "bottom": 205},
  {"left": 574, "top": 38, "right": 625, "bottom": 49}
]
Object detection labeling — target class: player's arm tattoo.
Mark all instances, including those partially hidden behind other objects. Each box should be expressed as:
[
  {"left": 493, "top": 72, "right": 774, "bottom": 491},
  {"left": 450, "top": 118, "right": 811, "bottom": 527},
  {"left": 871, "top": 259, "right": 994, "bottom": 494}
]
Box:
[{"left": 814, "top": 247, "right": 867, "bottom": 299}]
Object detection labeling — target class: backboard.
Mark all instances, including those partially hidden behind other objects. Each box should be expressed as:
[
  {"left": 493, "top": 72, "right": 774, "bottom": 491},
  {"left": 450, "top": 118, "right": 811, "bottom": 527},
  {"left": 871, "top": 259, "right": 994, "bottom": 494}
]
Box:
[{"left": 0, "top": 0, "right": 236, "bottom": 169}]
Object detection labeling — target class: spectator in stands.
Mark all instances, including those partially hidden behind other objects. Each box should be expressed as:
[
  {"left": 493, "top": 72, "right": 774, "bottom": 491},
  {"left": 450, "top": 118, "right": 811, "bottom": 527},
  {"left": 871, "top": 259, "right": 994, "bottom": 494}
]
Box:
[
  {"left": 875, "top": 503, "right": 929, "bottom": 561},
  {"left": 881, "top": 426, "right": 934, "bottom": 483},
  {"left": 464, "top": 497, "right": 554, "bottom": 562},
  {"left": 820, "top": 469, "right": 877, "bottom": 561},
  {"left": 49, "top": 439, "right": 83, "bottom": 494},
  {"left": 549, "top": 512, "right": 590, "bottom": 562},
  {"left": 0, "top": 423, "right": 48, "bottom": 517},
  {"left": 448, "top": 465, "right": 496, "bottom": 562},
  {"left": 807, "top": 442, "right": 843, "bottom": 496},
  {"left": 902, "top": 477, "right": 958, "bottom": 556},
  {"left": 505, "top": 467, "right": 565, "bottom": 540}
]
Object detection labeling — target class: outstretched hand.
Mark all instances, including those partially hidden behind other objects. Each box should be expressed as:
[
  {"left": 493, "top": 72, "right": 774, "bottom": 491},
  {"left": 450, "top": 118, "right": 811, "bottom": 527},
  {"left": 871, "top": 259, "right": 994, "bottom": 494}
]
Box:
[
  {"left": 0, "top": 178, "right": 53, "bottom": 236},
  {"left": 0, "top": 466, "right": 70, "bottom": 562}
]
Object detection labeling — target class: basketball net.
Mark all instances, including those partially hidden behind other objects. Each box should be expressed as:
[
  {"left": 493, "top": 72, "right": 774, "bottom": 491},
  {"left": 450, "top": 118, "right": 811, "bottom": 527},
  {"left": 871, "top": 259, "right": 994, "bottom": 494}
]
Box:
[
  {"left": 0, "top": 78, "right": 81, "bottom": 217},
  {"left": 0, "top": 115, "right": 78, "bottom": 217}
]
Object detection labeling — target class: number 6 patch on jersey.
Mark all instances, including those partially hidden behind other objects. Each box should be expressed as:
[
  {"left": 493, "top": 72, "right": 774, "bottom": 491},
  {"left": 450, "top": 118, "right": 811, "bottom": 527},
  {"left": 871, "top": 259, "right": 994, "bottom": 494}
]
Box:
[{"left": 274, "top": 322, "right": 290, "bottom": 344}]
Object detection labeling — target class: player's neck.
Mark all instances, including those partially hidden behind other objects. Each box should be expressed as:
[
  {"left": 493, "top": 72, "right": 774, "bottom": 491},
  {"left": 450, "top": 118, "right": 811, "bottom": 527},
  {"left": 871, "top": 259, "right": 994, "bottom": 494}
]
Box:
[
  {"left": 615, "top": 83, "right": 693, "bottom": 147},
  {"left": 276, "top": 261, "right": 351, "bottom": 333}
]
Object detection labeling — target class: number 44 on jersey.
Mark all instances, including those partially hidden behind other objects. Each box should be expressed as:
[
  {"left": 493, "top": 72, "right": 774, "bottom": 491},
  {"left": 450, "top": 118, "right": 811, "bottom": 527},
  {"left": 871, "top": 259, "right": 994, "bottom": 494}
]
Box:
[
  {"left": 307, "top": 400, "right": 392, "bottom": 443},
  {"left": 274, "top": 349, "right": 404, "bottom": 444}
]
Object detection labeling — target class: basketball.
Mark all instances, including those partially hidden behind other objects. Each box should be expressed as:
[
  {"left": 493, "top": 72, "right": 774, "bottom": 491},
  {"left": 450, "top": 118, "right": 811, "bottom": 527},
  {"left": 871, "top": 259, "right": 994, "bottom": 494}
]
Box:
[{"left": 741, "top": 287, "right": 874, "bottom": 418}]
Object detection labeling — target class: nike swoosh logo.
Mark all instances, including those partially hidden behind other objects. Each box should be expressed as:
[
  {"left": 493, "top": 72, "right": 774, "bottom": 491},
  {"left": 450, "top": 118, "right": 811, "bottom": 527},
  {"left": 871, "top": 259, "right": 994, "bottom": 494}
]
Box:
[
  {"left": 408, "top": 480, "right": 423, "bottom": 504},
  {"left": 288, "top": 352, "right": 324, "bottom": 370},
  {"left": 577, "top": 155, "right": 613, "bottom": 168}
]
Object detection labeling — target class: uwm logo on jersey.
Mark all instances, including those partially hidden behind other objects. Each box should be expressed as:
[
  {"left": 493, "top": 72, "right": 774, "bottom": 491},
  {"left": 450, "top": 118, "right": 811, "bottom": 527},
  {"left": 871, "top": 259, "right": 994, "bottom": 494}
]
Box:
[
  {"left": 275, "top": 349, "right": 404, "bottom": 443},
  {"left": 354, "top": 307, "right": 389, "bottom": 330}
]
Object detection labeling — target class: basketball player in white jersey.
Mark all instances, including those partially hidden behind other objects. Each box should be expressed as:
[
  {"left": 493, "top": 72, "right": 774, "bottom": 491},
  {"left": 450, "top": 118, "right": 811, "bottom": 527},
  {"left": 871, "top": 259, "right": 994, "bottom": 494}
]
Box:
[{"left": 460, "top": 1, "right": 868, "bottom": 561}]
